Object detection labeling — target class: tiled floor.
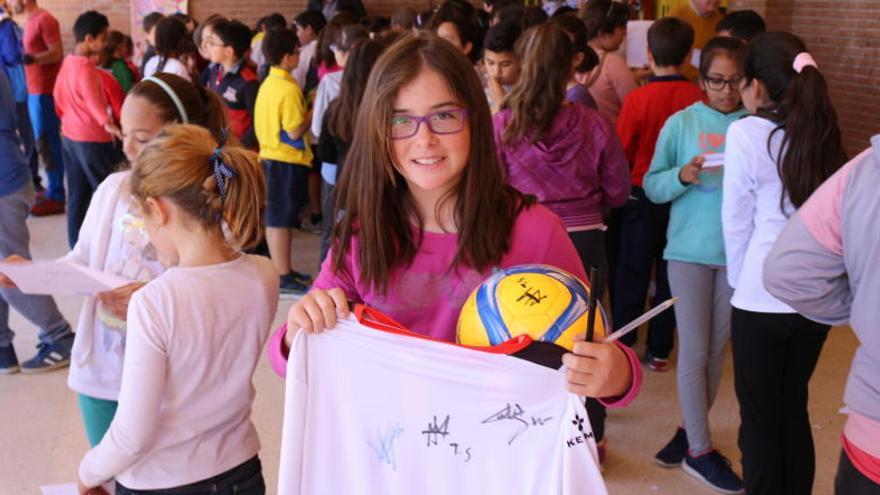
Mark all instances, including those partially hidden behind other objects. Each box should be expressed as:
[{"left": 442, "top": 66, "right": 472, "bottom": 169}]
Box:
[{"left": 1, "top": 213, "right": 857, "bottom": 494}]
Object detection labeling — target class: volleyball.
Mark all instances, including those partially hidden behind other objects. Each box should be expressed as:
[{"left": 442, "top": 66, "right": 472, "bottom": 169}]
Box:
[{"left": 456, "top": 264, "right": 607, "bottom": 351}]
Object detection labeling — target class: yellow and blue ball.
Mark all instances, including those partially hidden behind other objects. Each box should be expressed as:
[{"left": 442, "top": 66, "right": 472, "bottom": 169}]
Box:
[{"left": 457, "top": 264, "right": 607, "bottom": 351}]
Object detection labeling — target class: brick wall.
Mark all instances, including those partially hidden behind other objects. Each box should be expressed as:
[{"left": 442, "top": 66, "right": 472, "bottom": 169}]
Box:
[
  {"left": 33, "top": 0, "right": 880, "bottom": 154},
  {"left": 730, "top": 0, "right": 878, "bottom": 154}
]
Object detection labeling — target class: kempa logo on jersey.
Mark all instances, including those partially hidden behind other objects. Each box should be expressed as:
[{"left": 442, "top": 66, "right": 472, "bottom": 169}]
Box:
[{"left": 566, "top": 414, "right": 595, "bottom": 448}]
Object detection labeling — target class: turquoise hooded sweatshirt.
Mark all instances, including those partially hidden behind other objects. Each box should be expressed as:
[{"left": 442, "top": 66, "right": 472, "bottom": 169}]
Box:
[{"left": 643, "top": 101, "right": 748, "bottom": 266}]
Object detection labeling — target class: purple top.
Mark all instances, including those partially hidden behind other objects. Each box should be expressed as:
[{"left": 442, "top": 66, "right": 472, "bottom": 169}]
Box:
[
  {"left": 566, "top": 83, "right": 598, "bottom": 110},
  {"left": 493, "top": 104, "right": 631, "bottom": 228}
]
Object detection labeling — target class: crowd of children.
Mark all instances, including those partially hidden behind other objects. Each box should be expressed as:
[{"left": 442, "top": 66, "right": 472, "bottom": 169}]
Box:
[{"left": 0, "top": 0, "right": 876, "bottom": 494}]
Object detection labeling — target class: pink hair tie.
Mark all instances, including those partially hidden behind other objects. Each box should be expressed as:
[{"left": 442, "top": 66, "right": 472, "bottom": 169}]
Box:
[{"left": 793, "top": 52, "right": 818, "bottom": 74}]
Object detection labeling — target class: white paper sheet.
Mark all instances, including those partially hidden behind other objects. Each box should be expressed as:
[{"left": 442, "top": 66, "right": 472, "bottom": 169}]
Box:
[
  {"left": 691, "top": 48, "right": 702, "bottom": 70},
  {"left": 701, "top": 152, "right": 725, "bottom": 169},
  {"left": 0, "top": 260, "right": 129, "bottom": 297},
  {"left": 40, "top": 484, "right": 78, "bottom": 495},
  {"left": 626, "top": 20, "right": 654, "bottom": 68},
  {"left": 41, "top": 482, "right": 115, "bottom": 495}
]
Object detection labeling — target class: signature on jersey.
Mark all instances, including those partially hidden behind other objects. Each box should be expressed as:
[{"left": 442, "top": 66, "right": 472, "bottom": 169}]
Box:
[
  {"left": 368, "top": 424, "right": 405, "bottom": 471},
  {"left": 482, "top": 403, "right": 553, "bottom": 445},
  {"left": 422, "top": 414, "right": 472, "bottom": 462}
]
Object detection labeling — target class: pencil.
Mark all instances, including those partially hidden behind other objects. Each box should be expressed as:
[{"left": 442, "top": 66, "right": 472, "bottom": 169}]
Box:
[{"left": 602, "top": 297, "right": 679, "bottom": 343}]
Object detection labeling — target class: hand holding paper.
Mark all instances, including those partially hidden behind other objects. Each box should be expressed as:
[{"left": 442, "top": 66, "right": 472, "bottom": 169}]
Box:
[
  {"left": 0, "top": 254, "right": 26, "bottom": 288},
  {"left": 0, "top": 259, "right": 129, "bottom": 297}
]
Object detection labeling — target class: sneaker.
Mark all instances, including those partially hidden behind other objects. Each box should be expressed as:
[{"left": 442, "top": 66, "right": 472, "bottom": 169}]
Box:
[
  {"left": 682, "top": 450, "right": 745, "bottom": 494},
  {"left": 30, "top": 198, "right": 65, "bottom": 216},
  {"left": 655, "top": 427, "right": 688, "bottom": 467},
  {"left": 0, "top": 345, "right": 19, "bottom": 375},
  {"left": 646, "top": 350, "right": 669, "bottom": 372},
  {"left": 280, "top": 277, "right": 310, "bottom": 299},
  {"left": 299, "top": 218, "right": 321, "bottom": 235},
  {"left": 20, "top": 334, "right": 74, "bottom": 373}
]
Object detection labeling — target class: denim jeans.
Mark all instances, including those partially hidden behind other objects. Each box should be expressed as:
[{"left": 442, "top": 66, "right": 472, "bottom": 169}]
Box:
[
  {"left": 27, "top": 94, "right": 65, "bottom": 201},
  {"left": 61, "top": 137, "right": 124, "bottom": 248},
  {"left": 116, "top": 456, "right": 265, "bottom": 495}
]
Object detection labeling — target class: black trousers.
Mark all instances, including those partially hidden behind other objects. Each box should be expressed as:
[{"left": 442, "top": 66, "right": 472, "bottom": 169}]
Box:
[
  {"left": 116, "top": 456, "right": 264, "bottom": 495},
  {"left": 612, "top": 187, "right": 675, "bottom": 358},
  {"left": 568, "top": 229, "right": 608, "bottom": 442},
  {"left": 836, "top": 449, "right": 880, "bottom": 495},
  {"left": 731, "top": 308, "right": 829, "bottom": 495}
]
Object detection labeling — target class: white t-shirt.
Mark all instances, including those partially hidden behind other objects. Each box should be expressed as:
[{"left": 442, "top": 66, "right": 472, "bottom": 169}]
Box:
[
  {"left": 278, "top": 312, "right": 607, "bottom": 495},
  {"left": 722, "top": 116, "right": 796, "bottom": 313},
  {"left": 79, "top": 255, "right": 279, "bottom": 489},
  {"left": 68, "top": 192, "right": 163, "bottom": 401},
  {"left": 292, "top": 39, "right": 316, "bottom": 89},
  {"left": 143, "top": 56, "right": 191, "bottom": 82}
]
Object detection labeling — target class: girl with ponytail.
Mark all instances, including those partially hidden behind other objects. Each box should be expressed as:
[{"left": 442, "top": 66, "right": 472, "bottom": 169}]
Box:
[
  {"left": 722, "top": 31, "right": 848, "bottom": 494},
  {"left": 12, "top": 73, "right": 230, "bottom": 450},
  {"left": 78, "top": 124, "right": 276, "bottom": 494}
]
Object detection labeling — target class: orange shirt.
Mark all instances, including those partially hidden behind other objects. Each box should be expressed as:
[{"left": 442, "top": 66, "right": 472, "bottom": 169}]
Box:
[{"left": 670, "top": 3, "right": 724, "bottom": 81}]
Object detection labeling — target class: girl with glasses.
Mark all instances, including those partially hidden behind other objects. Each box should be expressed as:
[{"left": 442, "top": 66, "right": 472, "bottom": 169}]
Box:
[
  {"left": 643, "top": 36, "right": 749, "bottom": 494},
  {"left": 268, "top": 33, "right": 642, "bottom": 412}
]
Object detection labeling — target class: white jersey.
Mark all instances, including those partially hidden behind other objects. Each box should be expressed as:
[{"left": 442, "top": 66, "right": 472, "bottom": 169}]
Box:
[{"left": 278, "top": 309, "right": 607, "bottom": 495}]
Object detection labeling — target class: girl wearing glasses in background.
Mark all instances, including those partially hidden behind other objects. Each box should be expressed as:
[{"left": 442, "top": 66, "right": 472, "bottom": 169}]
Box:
[
  {"left": 493, "top": 22, "right": 630, "bottom": 459},
  {"left": 267, "top": 33, "right": 643, "bottom": 410},
  {"left": 642, "top": 36, "right": 748, "bottom": 494},
  {"left": 722, "top": 32, "right": 847, "bottom": 495}
]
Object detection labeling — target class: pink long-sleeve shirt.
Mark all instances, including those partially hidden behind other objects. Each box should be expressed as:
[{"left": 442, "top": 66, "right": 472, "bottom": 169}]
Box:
[{"left": 266, "top": 204, "right": 643, "bottom": 407}]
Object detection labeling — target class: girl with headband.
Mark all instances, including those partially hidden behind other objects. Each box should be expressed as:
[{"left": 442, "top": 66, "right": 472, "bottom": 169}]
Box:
[
  {"left": 0, "top": 73, "right": 228, "bottom": 449},
  {"left": 722, "top": 32, "right": 847, "bottom": 494}
]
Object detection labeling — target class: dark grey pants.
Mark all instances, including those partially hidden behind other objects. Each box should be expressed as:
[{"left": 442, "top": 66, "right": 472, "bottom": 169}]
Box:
[{"left": 0, "top": 182, "right": 73, "bottom": 347}]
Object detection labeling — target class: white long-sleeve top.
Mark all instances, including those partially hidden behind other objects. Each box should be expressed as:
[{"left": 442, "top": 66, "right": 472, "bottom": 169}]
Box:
[
  {"left": 722, "top": 116, "right": 796, "bottom": 313},
  {"left": 79, "top": 254, "right": 279, "bottom": 489},
  {"left": 63, "top": 171, "right": 164, "bottom": 401},
  {"left": 310, "top": 70, "right": 342, "bottom": 139}
]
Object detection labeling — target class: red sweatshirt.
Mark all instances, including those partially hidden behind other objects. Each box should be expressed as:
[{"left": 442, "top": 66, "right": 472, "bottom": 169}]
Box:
[
  {"left": 616, "top": 75, "right": 703, "bottom": 187},
  {"left": 53, "top": 54, "right": 113, "bottom": 142}
]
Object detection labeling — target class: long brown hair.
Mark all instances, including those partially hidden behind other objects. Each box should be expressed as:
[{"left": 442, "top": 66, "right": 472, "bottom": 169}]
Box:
[
  {"left": 327, "top": 38, "right": 384, "bottom": 143},
  {"left": 332, "top": 33, "right": 533, "bottom": 293},
  {"left": 502, "top": 23, "right": 575, "bottom": 144},
  {"left": 743, "top": 32, "right": 847, "bottom": 210},
  {"left": 130, "top": 125, "right": 265, "bottom": 251}
]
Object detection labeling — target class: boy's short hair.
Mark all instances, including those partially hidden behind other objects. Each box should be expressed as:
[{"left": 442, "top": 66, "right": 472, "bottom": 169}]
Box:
[
  {"left": 581, "top": 0, "right": 629, "bottom": 39},
  {"left": 263, "top": 27, "right": 300, "bottom": 67},
  {"left": 716, "top": 10, "right": 766, "bottom": 41},
  {"left": 142, "top": 12, "right": 165, "bottom": 33},
  {"left": 213, "top": 19, "right": 253, "bottom": 59},
  {"left": 699, "top": 36, "right": 746, "bottom": 79},
  {"left": 262, "top": 13, "right": 288, "bottom": 32},
  {"left": 390, "top": 7, "right": 417, "bottom": 30},
  {"left": 294, "top": 10, "right": 328, "bottom": 34},
  {"left": 154, "top": 16, "right": 188, "bottom": 56},
  {"left": 483, "top": 21, "right": 521, "bottom": 54},
  {"left": 647, "top": 16, "right": 695, "bottom": 67},
  {"left": 73, "top": 10, "right": 109, "bottom": 43}
]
